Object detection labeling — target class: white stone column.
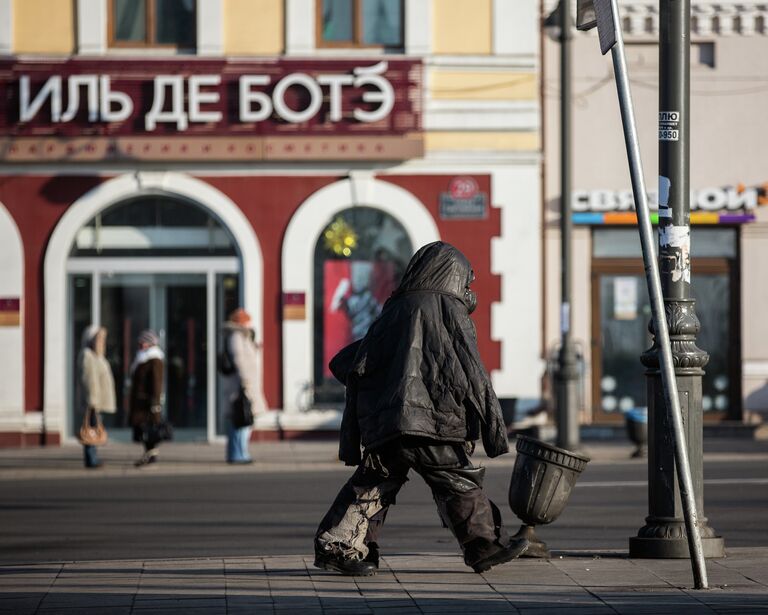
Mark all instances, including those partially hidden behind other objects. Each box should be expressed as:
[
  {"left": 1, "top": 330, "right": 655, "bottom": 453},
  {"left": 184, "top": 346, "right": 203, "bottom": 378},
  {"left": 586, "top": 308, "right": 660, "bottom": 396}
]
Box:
[
  {"left": 77, "top": 0, "right": 107, "bottom": 55},
  {"left": 286, "top": 0, "right": 315, "bottom": 55},
  {"left": 0, "top": 0, "right": 12, "bottom": 56},
  {"left": 197, "top": 0, "right": 223, "bottom": 56},
  {"left": 405, "top": 0, "right": 431, "bottom": 55}
]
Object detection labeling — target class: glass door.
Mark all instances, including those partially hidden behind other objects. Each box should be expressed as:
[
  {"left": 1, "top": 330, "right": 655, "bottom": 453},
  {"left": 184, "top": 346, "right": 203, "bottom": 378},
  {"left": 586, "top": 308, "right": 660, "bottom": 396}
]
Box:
[
  {"left": 591, "top": 268, "right": 653, "bottom": 422},
  {"left": 99, "top": 273, "right": 208, "bottom": 438},
  {"left": 68, "top": 258, "right": 240, "bottom": 442},
  {"left": 591, "top": 258, "right": 740, "bottom": 423}
]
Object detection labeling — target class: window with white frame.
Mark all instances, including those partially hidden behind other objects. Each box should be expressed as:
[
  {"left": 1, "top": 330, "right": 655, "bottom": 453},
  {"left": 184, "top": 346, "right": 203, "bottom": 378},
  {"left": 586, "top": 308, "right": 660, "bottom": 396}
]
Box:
[
  {"left": 318, "top": 0, "right": 403, "bottom": 49},
  {"left": 109, "top": 0, "right": 197, "bottom": 50}
]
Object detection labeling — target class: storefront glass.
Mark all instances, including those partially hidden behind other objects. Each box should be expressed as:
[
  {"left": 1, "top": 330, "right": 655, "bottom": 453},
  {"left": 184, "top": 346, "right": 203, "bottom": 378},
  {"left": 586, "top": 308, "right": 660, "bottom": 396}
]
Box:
[
  {"left": 72, "top": 195, "right": 235, "bottom": 258},
  {"left": 312, "top": 207, "right": 412, "bottom": 405},
  {"left": 68, "top": 196, "right": 240, "bottom": 441},
  {"left": 592, "top": 228, "right": 739, "bottom": 422}
]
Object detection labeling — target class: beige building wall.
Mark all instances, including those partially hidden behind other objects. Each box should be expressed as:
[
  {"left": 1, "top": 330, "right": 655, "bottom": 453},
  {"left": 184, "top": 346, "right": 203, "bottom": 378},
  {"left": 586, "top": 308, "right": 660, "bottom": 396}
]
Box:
[
  {"left": 224, "top": 0, "right": 283, "bottom": 55},
  {"left": 543, "top": 25, "right": 768, "bottom": 421},
  {"left": 13, "top": 0, "right": 74, "bottom": 55},
  {"left": 424, "top": 131, "right": 539, "bottom": 153},
  {"left": 544, "top": 227, "right": 593, "bottom": 418},
  {"left": 425, "top": 68, "right": 539, "bottom": 154},
  {"left": 741, "top": 207, "right": 768, "bottom": 419},
  {"left": 432, "top": 0, "right": 491, "bottom": 55},
  {"left": 430, "top": 71, "right": 537, "bottom": 101}
]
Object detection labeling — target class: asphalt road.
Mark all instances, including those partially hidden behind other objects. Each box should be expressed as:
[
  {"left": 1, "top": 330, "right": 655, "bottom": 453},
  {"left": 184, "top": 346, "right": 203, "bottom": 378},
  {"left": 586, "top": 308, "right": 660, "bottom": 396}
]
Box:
[{"left": 1, "top": 456, "right": 767, "bottom": 564}]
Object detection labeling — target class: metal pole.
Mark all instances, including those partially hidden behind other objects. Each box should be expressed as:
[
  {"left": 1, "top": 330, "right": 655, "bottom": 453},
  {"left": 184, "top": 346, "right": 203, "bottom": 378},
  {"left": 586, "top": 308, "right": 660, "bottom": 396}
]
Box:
[
  {"left": 630, "top": 0, "right": 723, "bottom": 564},
  {"left": 604, "top": 0, "right": 708, "bottom": 589},
  {"left": 555, "top": 0, "right": 580, "bottom": 452}
]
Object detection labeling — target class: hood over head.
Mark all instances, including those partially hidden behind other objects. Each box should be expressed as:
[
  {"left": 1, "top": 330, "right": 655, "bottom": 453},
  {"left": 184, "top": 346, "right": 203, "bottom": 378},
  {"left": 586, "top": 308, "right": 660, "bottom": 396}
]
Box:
[{"left": 395, "top": 241, "right": 475, "bottom": 307}]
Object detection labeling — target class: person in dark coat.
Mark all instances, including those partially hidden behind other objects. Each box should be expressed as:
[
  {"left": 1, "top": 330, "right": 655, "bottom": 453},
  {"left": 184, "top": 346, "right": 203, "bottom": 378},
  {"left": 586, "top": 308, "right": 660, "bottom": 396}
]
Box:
[
  {"left": 129, "top": 330, "right": 165, "bottom": 467},
  {"left": 314, "top": 241, "right": 528, "bottom": 576}
]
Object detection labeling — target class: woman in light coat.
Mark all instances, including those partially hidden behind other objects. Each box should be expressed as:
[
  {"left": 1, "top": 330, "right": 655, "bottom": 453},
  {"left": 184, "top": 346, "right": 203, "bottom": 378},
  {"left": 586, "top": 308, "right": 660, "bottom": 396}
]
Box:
[
  {"left": 78, "top": 325, "right": 117, "bottom": 468},
  {"left": 221, "top": 308, "right": 267, "bottom": 463}
]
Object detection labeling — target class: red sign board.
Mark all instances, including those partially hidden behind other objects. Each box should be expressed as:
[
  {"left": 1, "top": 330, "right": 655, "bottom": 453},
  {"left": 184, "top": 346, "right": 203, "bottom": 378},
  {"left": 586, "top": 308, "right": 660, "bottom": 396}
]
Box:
[{"left": 0, "top": 58, "right": 424, "bottom": 161}]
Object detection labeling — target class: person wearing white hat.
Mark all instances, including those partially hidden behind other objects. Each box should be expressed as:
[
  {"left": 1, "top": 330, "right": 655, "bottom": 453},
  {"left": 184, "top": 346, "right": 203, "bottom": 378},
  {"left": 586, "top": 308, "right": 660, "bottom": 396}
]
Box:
[{"left": 78, "top": 325, "right": 117, "bottom": 468}]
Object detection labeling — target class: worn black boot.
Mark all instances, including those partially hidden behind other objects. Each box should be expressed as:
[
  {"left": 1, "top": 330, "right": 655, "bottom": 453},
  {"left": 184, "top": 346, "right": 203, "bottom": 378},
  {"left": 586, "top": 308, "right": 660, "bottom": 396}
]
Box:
[
  {"left": 363, "top": 541, "right": 380, "bottom": 567},
  {"left": 314, "top": 544, "right": 377, "bottom": 577},
  {"left": 469, "top": 538, "right": 529, "bottom": 573}
]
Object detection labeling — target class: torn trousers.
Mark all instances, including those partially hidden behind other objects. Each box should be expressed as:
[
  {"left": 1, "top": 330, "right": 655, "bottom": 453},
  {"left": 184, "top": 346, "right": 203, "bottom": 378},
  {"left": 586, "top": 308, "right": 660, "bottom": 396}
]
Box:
[{"left": 315, "top": 437, "right": 510, "bottom": 567}]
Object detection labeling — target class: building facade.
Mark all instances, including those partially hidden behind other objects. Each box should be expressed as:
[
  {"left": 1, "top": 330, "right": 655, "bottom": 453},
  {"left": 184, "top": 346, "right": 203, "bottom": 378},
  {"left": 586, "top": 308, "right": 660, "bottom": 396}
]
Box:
[
  {"left": 0, "top": 0, "right": 542, "bottom": 445},
  {"left": 542, "top": 0, "right": 768, "bottom": 426}
]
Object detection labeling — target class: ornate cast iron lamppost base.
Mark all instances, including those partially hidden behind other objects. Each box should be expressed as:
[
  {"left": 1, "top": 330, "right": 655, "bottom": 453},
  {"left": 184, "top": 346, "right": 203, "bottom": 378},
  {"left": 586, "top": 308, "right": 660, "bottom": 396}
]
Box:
[{"left": 630, "top": 299, "right": 725, "bottom": 559}]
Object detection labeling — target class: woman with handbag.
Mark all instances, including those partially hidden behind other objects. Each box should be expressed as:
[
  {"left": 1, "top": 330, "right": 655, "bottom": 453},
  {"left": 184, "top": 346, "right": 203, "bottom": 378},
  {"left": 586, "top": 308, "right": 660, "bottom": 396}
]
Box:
[
  {"left": 129, "top": 330, "right": 166, "bottom": 467},
  {"left": 221, "top": 308, "right": 267, "bottom": 464},
  {"left": 78, "top": 325, "right": 116, "bottom": 468}
]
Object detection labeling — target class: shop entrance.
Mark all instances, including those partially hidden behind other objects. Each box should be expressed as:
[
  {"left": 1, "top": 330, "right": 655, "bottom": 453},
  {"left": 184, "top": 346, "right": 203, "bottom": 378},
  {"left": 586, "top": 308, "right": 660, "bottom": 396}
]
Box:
[
  {"left": 68, "top": 263, "right": 240, "bottom": 441},
  {"left": 66, "top": 194, "right": 241, "bottom": 442},
  {"left": 590, "top": 228, "right": 740, "bottom": 423}
]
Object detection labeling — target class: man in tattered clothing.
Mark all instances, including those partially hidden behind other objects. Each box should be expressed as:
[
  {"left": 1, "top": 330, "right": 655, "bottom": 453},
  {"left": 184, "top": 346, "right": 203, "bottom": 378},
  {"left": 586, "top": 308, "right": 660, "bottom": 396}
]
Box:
[{"left": 314, "top": 241, "right": 528, "bottom": 576}]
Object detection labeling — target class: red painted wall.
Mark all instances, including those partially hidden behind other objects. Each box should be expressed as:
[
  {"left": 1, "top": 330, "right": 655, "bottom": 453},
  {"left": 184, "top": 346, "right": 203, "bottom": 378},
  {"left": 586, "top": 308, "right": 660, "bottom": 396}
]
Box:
[
  {"left": 383, "top": 174, "right": 501, "bottom": 374},
  {"left": 0, "top": 172, "right": 500, "bottom": 416},
  {"left": 0, "top": 175, "right": 106, "bottom": 412}
]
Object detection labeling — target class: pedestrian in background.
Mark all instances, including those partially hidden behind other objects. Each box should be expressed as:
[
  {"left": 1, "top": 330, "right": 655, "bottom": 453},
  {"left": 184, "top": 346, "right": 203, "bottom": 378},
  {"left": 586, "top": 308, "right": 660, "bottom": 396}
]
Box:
[
  {"left": 78, "top": 325, "right": 116, "bottom": 468},
  {"left": 221, "top": 308, "right": 267, "bottom": 464},
  {"left": 315, "top": 241, "right": 528, "bottom": 576},
  {"left": 129, "top": 330, "right": 165, "bottom": 467}
]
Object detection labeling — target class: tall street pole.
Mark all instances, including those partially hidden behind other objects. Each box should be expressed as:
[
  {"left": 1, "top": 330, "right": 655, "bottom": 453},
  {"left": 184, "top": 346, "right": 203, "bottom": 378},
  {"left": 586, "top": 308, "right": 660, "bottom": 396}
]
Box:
[
  {"left": 629, "top": 0, "right": 724, "bottom": 559},
  {"left": 555, "top": 0, "right": 580, "bottom": 452}
]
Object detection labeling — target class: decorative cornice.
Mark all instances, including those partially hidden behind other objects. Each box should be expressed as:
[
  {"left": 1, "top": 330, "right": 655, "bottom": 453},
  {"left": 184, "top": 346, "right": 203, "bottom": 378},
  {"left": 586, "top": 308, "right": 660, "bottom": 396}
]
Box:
[{"left": 544, "top": 2, "right": 768, "bottom": 37}]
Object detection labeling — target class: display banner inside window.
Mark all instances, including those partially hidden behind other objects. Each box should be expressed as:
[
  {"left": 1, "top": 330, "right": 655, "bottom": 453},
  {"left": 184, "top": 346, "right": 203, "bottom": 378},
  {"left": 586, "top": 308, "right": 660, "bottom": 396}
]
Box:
[
  {"left": 0, "top": 58, "right": 423, "bottom": 161},
  {"left": 322, "top": 259, "right": 396, "bottom": 378},
  {"left": 313, "top": 208, "right": 412, "bottom": 404}
]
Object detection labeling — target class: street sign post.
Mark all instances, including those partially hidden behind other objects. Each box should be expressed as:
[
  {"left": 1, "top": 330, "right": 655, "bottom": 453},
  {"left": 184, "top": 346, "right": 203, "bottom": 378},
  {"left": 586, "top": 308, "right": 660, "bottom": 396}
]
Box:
[{"left": 576, "top": 0, "right": 709, "bottom": 589}]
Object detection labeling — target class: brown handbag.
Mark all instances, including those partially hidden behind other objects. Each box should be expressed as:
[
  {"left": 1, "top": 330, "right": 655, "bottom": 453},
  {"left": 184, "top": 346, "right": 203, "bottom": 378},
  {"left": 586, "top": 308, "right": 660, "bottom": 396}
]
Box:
[{"left": 78, "top": 407, "right": 108, "bottom": 446}]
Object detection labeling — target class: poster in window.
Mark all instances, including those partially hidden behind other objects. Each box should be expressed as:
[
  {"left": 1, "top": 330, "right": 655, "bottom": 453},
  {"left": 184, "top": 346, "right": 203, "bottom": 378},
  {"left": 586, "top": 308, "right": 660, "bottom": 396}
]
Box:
[
  {"left": 613, "top": 276, "right": 638, "bottom": 320},
  {"left": 323, "top": 259, "right": 396, "bottom": 378}
]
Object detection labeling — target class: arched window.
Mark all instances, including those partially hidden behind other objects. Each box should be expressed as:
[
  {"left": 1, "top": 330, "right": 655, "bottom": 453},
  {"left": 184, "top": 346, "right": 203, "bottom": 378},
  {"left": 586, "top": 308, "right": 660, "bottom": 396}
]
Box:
[
  {"left": 68, "top": 195, "right": 240, "bottom": 437},
  {"left": 71, "top": 194, "right": 237, "bottom": 257},
  {"left": 312, "top": 207, "right": 412, "bottom": 404}
]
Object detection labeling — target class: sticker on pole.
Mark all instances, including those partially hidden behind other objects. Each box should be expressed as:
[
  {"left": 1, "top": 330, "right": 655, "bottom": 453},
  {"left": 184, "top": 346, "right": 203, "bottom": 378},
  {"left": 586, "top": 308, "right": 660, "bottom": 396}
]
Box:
[{"left": 659, "top": 111, "right": 680, "bottom": 141}]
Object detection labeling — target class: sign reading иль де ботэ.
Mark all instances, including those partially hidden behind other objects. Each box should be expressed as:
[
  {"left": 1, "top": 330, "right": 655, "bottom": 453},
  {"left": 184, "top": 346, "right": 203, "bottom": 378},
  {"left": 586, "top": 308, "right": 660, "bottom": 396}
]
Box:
[{"left": 0, "top": 59, "right": 423, "bottom": 162}]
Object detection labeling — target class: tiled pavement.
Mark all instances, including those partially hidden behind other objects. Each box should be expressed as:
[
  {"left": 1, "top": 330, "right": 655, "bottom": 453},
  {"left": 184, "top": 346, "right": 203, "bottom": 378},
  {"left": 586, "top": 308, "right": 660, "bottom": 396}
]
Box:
[
  {"left": 2, "top": 440, "right": 768, "bottom": 612},
  {"left": 1, "top": 549, "right": 767, "bottom": 614}
]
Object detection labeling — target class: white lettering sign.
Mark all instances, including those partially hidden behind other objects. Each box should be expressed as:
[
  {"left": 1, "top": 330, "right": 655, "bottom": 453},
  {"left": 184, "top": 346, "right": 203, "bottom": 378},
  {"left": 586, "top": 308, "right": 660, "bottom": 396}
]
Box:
[
  {"left": 20, "top": 75, "right": 62, "bottom": 122},
  {"left": 17, "top": 63, "right": 399, "bottom": 131},
  {"left": 659, "top": 110, "right": 680, "bottom": 142},
  {"left": 99, "top": 76, "right": 133, "bottom": 122},
  {"left": 574, "top": 188, "right": 758, "bottom": 213},
  {"left": 239, "top": 75, "right": 272, "bottom": 122}
]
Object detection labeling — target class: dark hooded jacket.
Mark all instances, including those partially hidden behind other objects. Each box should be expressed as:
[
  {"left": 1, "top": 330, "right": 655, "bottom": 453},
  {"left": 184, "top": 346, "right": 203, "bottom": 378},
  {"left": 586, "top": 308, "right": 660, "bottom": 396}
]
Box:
[{"left": 331, "top": 241, "right": 509, "bottom": 466}]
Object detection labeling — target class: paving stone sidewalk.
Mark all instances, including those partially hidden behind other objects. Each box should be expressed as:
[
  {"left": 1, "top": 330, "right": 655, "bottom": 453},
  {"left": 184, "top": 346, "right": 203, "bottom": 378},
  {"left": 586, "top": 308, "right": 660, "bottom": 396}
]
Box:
[{"left": 1, "top": 549, "right": 767, "bottom": 615}]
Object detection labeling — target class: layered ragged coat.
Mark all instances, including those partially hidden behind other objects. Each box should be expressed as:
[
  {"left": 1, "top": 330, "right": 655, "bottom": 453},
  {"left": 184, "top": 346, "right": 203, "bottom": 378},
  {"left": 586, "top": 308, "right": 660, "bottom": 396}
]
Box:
[{"left": 331, "top": 241, "right": 509, "bottom": 465}]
